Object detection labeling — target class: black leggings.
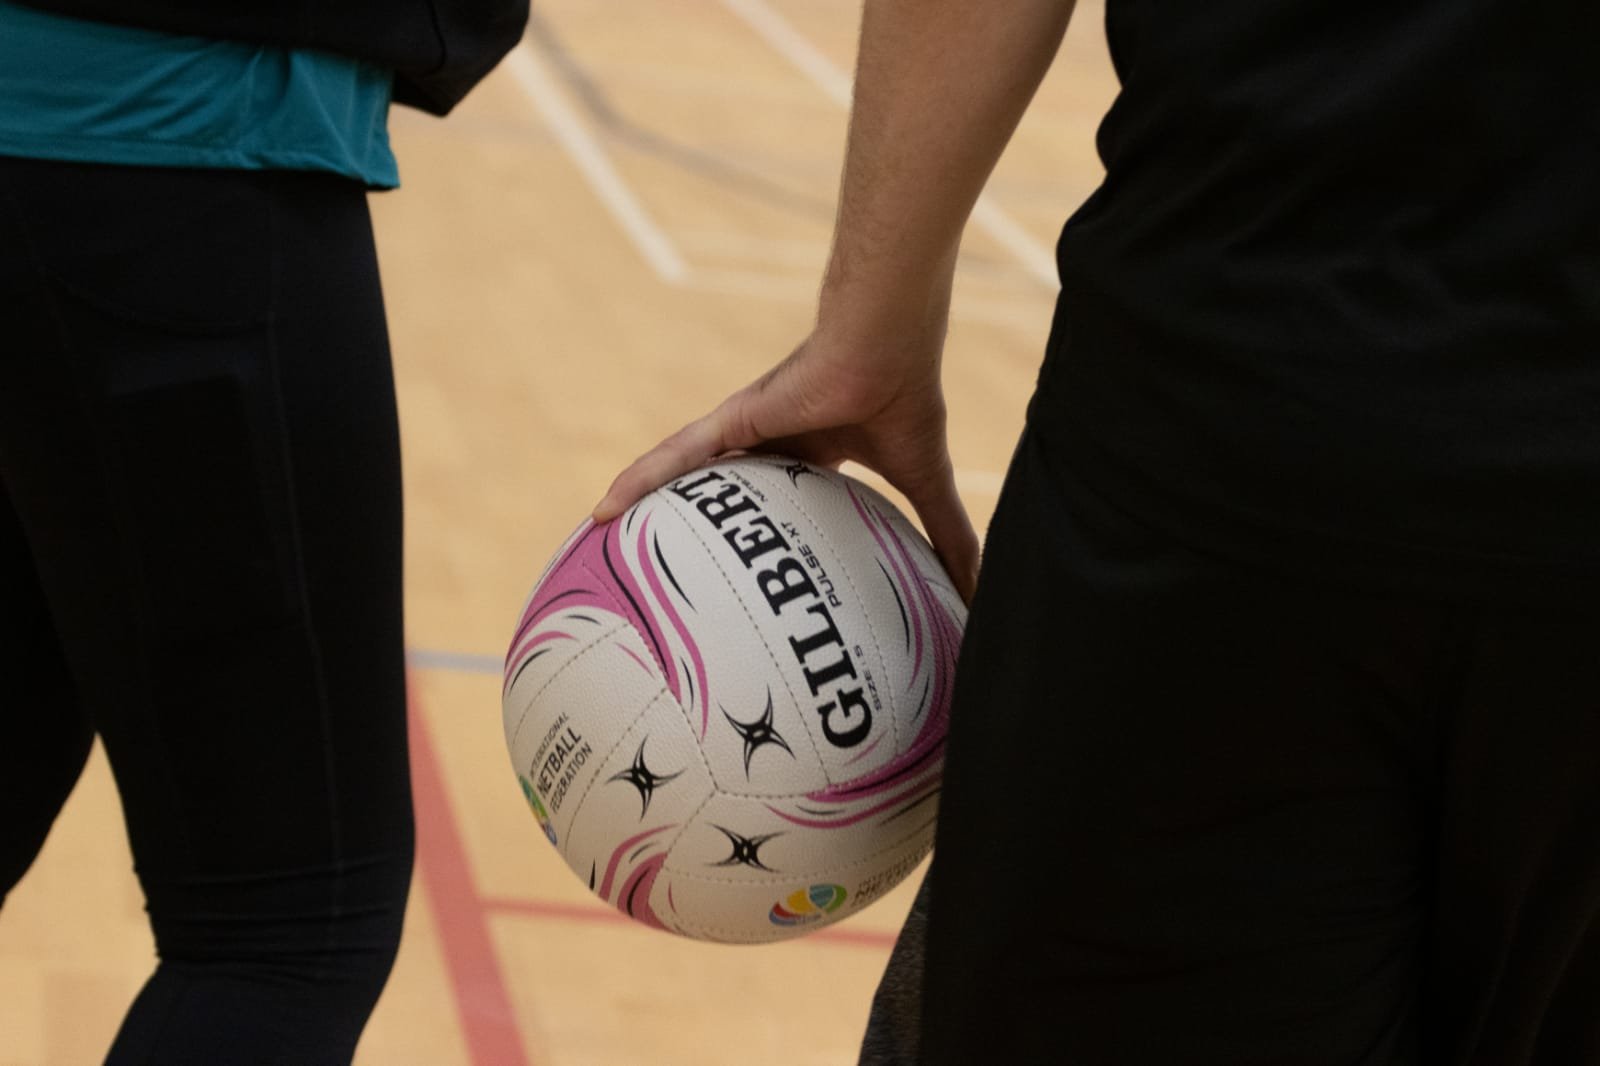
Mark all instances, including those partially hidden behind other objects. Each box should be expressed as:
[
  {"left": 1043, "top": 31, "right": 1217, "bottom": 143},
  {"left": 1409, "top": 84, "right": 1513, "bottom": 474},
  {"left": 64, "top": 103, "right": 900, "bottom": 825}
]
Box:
[
  {"left": 870, "top": 423, "right": 1600, "bottom": 1066},
  {"left": 0, "top": 157, "right": 413, "bottom": 1065}
]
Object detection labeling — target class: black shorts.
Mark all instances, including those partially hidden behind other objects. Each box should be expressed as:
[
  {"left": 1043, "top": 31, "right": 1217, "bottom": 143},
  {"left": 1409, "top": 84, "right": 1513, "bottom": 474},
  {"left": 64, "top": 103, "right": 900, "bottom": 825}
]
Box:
[{"left": 865, "top": 422, "right": 1600, "bottom": 1066}]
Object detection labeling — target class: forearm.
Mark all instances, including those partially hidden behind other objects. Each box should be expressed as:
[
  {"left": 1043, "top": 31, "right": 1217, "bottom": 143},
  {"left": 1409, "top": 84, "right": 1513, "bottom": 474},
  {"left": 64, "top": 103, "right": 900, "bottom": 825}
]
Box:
[{"left": 819, "top": 0, "right": 1076, "bottom": 342}]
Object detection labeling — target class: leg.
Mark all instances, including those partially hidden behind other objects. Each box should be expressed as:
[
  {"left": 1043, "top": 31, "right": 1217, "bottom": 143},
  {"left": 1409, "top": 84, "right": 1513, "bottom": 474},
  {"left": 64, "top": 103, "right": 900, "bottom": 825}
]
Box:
[
  {"left": 914, "top": 425, "right": 1460, "bottom": 1065},
  {"left": 0, "top": 157, "right": 413, "bottom": 1065},
  {"left": 1429, "top": 615, "right": 1600, "bottom": 1066},
  {"left": 859, "top": 873, "right": 931, "bottom": 1066},
  {"left": 0, "top": 475, "right": 93, "bottom": 904}
]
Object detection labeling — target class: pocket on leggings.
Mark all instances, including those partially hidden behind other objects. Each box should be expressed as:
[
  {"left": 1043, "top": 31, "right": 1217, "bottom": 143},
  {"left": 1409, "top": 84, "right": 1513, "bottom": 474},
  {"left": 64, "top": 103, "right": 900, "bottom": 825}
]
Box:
[
  {"left": 23, "top": 163, "right": 277, "bottom": 335},
  {"left": 101, "top": 345, "right": 300, "bottom": 648}
]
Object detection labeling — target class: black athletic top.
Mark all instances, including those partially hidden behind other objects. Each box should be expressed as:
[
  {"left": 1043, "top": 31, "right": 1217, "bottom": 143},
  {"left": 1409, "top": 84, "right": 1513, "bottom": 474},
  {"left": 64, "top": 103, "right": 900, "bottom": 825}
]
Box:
[{"left": 1038, "top": 0, "right": 1600, "bottom": 605}]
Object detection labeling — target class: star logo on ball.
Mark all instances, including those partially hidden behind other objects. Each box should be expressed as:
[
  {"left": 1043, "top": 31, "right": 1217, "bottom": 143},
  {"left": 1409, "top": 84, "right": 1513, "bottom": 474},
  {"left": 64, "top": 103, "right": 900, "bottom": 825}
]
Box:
[
  {"left": 608, "top": 737, "right": 682, "bottom": 818},
  {"left": 781, "top": 460, "right": 822, "bottom": 486},
  {"left": 723, "top": 691, "right": 795, "bottom": 777},
  {"left": 709, "top": 825, "right": 781, "bottom": 871}
]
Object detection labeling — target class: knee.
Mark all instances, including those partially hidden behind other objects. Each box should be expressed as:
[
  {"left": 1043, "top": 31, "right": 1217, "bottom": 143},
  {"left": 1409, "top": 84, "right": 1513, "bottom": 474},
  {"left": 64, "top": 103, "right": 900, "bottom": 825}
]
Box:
[{"left": 148, "top": 847, "right": 414, "bottom": 999}]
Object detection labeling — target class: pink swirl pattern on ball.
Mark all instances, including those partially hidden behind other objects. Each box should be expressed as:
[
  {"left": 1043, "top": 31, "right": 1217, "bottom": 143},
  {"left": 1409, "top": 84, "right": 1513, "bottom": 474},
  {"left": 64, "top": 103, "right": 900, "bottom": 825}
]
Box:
[
  {"left": 504, "top": 511, "right": 709, "bottom": 736},
  {"left": 596, "top": 824, "right": 672, "bottom": 932},
  {"left": 767, "top": 487, "right": 960, "bottom": 829},
  {"left": 630, "top": 514, "right": 711, "bottom": 738},
  {"left": 617, "top": 853, "right": 669, "bottom": 931}
]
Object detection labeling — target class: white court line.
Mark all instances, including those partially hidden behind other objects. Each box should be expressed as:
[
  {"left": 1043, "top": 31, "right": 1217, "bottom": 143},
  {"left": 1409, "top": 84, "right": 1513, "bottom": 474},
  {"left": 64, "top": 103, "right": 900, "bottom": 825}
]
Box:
[
  {"left": 717, "top": 0, "right": 1061, "bottom": 290},
  {"left": 969, "top": 199, "right": 1060, "bottom": 287},
  {"left": 408, "top": 648, "right": 504, "bottom": 676},
  {"left": 504, "top": 43, "right": 690, "bottom": 283},
  {"left": 720, "top": 0, "right": 854, "bottom": 105}
]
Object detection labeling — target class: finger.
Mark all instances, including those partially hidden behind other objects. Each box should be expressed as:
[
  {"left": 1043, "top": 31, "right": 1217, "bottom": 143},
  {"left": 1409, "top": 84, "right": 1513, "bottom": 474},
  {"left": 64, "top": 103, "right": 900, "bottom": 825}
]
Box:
[
  {"left": 592, "top": 380, "right": 785, "bottom": 521},
  {"left": 752, "top": 431, "right": 847, "bottom": 471},
  {"left": 592, "top": 414, "right": 729, "bottom": 522},
  {"left": 899, "top": 463, "right": 981, "bottom": 605}
]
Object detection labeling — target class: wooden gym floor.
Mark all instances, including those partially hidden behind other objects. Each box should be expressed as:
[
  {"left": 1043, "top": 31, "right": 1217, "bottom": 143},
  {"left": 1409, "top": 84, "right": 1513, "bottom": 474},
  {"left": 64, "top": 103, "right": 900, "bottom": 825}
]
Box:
[{"left": 0, "top": 2, "right": 1118, "bottom": 1062}]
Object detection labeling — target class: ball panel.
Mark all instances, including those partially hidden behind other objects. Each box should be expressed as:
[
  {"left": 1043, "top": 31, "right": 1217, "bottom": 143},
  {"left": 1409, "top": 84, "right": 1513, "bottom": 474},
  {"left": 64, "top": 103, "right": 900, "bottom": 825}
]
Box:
[
  {"left": 825, "top": 477, "right": 962, "bottom": 798},
  {"left": 658, "top": 788, "right": 939, "bottom": 943},
  {"left": 509, "top": 622, "right": 672, "bottom": 848},
  {"left": 502, "top": 514, "right": 669, "bottom": 737},
  {"left": 729, "top": 459, "right": 904, "bottom": 775},
  {"left": 503, "top": 611, "right": 627, "bottom": 743},
  {"left": 607, "top": 500, "right": 711, "bottom": 736},
  {"left": 667, "top": 789, "right": 939, "bottom": 883},
  {"left": 506, "top": 507, "right": 703, "bottom": 719},
  {"left": 732, "top": 459, "right": 963, "bottom": 790},
  {"left": 661, "top": 460, "right": 900, "bottom": 793},
  {"left": 560, "top": 691, "right": 714, "bottom": 934},
  {"left": 636, "top": 494, "right": 832, "bottom": 798},
  {"left": 657, "top": 829, "right": 935, "bottom": 944}
]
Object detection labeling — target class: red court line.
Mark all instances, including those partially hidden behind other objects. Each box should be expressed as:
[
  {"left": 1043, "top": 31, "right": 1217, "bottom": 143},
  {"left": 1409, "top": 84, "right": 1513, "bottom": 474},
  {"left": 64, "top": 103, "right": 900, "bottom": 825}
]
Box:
[
  {"left": 482, "top": 895, "right": 900, "bottom": 950},
  {"left": 409, "top": 686, "right": 533, "bottom": 1066}
]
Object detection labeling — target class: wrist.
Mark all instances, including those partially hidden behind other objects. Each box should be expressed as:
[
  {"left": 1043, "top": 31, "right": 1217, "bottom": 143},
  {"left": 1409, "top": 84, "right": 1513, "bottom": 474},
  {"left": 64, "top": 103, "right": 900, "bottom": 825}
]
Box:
[{"left": 814, "top": 246, "right": 957, "bottom": 352}]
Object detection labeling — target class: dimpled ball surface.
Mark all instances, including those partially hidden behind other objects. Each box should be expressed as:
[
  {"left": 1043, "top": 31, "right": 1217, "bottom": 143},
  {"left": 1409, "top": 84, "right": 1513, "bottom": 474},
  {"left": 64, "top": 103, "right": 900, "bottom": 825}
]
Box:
[{"left": 502, "top": 456, "right": 965, "bottom": 943}]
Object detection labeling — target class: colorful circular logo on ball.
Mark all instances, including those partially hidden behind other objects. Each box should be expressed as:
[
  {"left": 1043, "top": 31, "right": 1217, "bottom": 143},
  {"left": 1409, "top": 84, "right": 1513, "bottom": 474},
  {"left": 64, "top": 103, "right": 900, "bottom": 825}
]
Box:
[
  {"left": 770, "top": 883, "right": 848, "bottom": 926},
  {"left": 519, "top": 776, "right": 558, "bottom": 846}
]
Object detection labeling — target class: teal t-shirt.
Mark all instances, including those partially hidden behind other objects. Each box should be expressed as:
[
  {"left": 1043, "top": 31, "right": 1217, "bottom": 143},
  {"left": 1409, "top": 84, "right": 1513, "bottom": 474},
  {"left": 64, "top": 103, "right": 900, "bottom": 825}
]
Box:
[{"left": 0, "top": 2, "right": 398, "bottom": 188}]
